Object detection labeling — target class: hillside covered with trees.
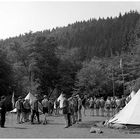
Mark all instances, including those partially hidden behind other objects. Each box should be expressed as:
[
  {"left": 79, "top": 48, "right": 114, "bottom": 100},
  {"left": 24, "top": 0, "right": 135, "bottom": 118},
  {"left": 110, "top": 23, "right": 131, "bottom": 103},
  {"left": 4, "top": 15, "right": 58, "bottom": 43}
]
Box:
[{"left": 0, "top": 11, "right": 140, "bottom": 99}]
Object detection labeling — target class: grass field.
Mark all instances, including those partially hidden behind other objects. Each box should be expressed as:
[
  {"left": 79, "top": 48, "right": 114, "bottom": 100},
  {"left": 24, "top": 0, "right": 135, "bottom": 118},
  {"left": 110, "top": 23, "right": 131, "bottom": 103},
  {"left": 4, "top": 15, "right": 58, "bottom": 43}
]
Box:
[{"left": 0, "top": 109, "right": 140, "bottom": 138}]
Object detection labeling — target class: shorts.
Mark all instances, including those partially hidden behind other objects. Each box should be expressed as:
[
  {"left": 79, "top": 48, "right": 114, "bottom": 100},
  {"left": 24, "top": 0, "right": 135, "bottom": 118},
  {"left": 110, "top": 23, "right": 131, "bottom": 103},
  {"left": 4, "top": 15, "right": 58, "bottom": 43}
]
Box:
[{"left": 43, "top": 107, "right": 48, "bottom": 114}]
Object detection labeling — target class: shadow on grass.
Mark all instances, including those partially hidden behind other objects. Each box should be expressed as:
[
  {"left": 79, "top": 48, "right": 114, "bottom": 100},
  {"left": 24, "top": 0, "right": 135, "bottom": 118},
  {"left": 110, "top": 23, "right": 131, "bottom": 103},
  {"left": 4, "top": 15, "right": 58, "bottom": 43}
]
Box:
[
  {"left": 6, "top": 126, "right": 28, "bottom": 129},
  {"left": 72, "top": 120, "right": 101, "bottom": 128}
]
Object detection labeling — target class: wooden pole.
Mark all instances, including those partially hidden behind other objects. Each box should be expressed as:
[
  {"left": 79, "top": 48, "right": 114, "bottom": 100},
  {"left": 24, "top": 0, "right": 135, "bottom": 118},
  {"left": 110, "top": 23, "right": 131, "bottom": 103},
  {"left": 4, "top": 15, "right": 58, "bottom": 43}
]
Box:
[
  {"left": 112, "top": 68, "right": 115, "bottom": 97},
  {"left": 120, "top": 58, "right": 125, "bottom": 95},
  {"left": 121, "top": 66, "right": 125, "bottom": 95}
]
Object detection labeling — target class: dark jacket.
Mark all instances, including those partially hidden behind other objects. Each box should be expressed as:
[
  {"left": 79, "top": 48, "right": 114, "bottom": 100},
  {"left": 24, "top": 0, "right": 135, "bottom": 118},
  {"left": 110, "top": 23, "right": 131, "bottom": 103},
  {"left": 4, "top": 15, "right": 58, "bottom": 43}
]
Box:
[{"left": 0, "top": 100, "right": 6, "bottom": 114}]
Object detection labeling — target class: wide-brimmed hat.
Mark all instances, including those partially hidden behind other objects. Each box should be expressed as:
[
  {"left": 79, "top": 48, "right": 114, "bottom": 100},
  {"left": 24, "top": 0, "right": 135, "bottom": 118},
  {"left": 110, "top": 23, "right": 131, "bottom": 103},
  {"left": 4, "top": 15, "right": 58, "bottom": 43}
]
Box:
[{"left": 43, "top": 95, "right": 47, "bottom": 98}]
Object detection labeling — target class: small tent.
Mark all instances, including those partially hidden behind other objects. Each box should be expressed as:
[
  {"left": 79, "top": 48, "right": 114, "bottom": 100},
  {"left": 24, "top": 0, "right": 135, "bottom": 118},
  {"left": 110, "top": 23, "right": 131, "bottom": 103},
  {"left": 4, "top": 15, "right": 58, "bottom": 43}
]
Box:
[
  {"left": 57, "top": 93, "right": 65, "bottom": 109},
  {"left": 25, "top": 92, "right": 36, "bottom": 104},
  {"left": 10, "top": 108, "right": 17, "bottom": 113},
  {"left": 108, "top": 89, "right": 140, "bottom": 125}
]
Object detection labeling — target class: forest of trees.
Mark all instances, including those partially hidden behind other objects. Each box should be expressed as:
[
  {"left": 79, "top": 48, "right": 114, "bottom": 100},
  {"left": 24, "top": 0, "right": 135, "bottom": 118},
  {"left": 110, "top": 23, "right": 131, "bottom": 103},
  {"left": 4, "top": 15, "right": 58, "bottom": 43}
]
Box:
[{"left": 0, "top": 11, "right": 140, "bottom": 100}]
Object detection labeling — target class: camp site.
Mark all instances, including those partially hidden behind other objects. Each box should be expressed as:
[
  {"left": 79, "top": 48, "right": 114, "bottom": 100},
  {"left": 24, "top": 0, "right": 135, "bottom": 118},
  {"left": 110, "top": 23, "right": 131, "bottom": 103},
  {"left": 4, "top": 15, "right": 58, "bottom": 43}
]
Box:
[{"left": 1, "top": 1, "right": 140, "bottom": 138}]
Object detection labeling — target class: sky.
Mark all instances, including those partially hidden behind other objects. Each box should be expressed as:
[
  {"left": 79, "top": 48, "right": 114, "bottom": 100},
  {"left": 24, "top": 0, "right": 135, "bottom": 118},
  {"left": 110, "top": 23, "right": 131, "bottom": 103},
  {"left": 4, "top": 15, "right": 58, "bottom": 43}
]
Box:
[{"left": 0, "top": 1, "right": 140, "bottom": 39}]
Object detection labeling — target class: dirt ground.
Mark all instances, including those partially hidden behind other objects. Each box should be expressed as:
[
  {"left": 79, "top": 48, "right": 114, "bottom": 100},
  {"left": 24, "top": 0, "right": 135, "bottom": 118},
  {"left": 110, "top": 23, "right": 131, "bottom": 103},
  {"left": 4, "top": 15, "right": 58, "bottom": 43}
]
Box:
[{"left": 0, "top": 109, "right": 140, "bottom": 138}]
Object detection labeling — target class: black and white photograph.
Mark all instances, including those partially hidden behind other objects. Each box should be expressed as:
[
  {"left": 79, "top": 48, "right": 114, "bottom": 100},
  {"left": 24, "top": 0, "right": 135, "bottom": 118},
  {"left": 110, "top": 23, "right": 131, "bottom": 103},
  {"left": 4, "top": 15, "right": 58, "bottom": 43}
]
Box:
[{"left": 0, "top": 0, "right": 140, "bottom": 138}]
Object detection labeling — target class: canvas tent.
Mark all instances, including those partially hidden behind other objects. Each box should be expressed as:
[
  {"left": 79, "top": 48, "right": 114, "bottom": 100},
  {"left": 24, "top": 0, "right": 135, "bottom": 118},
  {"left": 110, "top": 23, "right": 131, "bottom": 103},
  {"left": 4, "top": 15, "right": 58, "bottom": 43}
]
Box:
[
  {"left": 10, "top": 108, "right": 17, "bottom": 113},
  {"left": 25, "top": 92, "right": 36, "bottom": 104},
  {"left": 57, "top": 93, "right": 65, "bottom": 109},
  {"left": 108, "top": 89, "right": 140, "bottom": 125}
]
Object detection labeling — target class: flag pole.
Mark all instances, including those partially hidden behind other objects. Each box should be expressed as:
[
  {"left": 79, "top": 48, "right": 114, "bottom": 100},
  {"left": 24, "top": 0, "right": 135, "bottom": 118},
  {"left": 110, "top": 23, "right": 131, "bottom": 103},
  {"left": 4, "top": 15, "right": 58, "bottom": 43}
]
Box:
[{"left": 120, "top": 58, "right": 125, "bottom": 95}]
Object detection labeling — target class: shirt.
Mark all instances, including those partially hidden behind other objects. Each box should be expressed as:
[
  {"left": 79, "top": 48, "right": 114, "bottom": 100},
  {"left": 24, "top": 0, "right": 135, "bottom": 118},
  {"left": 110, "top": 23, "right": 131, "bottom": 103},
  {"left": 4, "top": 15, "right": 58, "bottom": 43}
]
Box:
[
  {"left": 31, "top": 99, "right": 38, "bottom": 111},
  {"left": 42, "top": 99, "right": 49, "bottom": 108}
]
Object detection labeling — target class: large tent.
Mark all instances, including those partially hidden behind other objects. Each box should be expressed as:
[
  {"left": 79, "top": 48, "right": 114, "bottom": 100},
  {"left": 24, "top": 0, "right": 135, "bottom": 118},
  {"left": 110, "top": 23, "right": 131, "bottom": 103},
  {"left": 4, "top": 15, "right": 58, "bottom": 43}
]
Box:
[{"left": 108, "top": 89, "right": 140, "bottom": 125}]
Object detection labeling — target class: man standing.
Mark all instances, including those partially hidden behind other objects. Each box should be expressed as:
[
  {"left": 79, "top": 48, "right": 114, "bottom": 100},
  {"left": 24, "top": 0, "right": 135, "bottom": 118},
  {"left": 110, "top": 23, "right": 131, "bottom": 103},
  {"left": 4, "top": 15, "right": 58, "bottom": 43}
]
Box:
[
  {"left": 89, "top": 97, "right": 94, "bottom": 116},
  {"left": 95, "top": 98, "right": 100, "bottom": 116},
  {"left": 116, "top": 97, "right": 121, "bottom": 113},
  {"left": 76, "top": 95, "right": 82, "bottom": 122},
  {"left": 110, "top": 97, "right": 116, "bottom": 116},
  {"left": 15, "top": 96, "right": 22, "bottom": 124},
  {"left": 73, "top": 95, "right": 78, "bottom": 123},
  {"left": 41, "top": 95, "right": 49, "bottom": 124},
  {"left": 30, "top": 94, "right": 40, "bottom": 124},
  {"left": 0, "top": 96, "right": 7, "bottom": 128},
  {"left": 62, "top": 94, "right": 71, "bottom": 128},
  {"left": 100, "top": 97, "right": 105, "bottom": 117},
  {"left": 105, "top": 97, "right": 111, "bottom": 117},
  {"left": 82, "top": 95, "right": 87, "bottom": 116},
  {"left": 23, "top": 99, "right": 31, "bottom": 122}
]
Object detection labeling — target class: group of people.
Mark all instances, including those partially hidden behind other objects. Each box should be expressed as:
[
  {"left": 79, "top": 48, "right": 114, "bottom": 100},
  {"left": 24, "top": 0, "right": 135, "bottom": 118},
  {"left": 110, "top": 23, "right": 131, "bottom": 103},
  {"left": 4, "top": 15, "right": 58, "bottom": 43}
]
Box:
[
  {"left": 14, "top": 93, "right": 84, "bottom": 128},
  {"left": 87, "top": 95, "right": 128, "bottom": 118},
  {"left": 61, "top": 94, "right": 83, "bottom": 128},
  {"left": 0, "top": 92, "right": 131, "bottom": 128},
  {"left": 15, "top": 94, "right": 55, "bottom": 125}
]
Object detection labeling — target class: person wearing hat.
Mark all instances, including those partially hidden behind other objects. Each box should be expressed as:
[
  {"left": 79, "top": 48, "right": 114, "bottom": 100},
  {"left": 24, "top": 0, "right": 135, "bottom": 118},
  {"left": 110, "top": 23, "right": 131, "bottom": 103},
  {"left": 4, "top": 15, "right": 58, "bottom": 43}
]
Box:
[
  {"left": 0, "top": 96, "right": 7, "bottom": 128},
  {"left": 15, "top": 96, "right": 22, "bottom": 124},
  {"left": 41, "top": 95, "right": 49, "bottom": 124}
]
